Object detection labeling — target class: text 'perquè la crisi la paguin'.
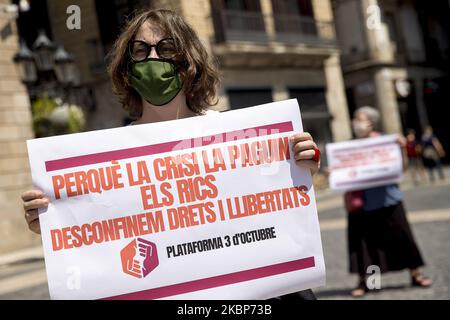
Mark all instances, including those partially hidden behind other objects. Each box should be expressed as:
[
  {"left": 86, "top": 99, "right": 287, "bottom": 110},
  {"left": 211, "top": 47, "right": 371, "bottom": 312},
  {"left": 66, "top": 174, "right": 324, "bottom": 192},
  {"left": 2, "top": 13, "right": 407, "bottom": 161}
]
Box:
[{"left": 48, "top": 136, "right": 312, "bottom": 252}]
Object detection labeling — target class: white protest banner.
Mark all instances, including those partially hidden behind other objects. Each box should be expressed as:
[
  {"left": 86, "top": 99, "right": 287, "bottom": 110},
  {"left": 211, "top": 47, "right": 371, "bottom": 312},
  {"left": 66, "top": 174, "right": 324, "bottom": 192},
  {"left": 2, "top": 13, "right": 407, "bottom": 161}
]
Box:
[
  {"left": 326, "top": 135, "right": 403, "bottom": 192},
  {"left": 27, "top": 99, "right": 325, "bottom": 300}
]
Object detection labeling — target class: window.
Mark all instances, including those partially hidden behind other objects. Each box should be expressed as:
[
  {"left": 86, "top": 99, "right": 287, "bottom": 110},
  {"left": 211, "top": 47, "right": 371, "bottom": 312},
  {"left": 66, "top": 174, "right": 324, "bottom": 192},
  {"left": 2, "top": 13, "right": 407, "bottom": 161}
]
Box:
[
  {"left": 211, "top": 0, "right": 266, "bottom": 42},
  {"left": 288, "top": 87, "right": 327, "bottom": 113},
  {"left": 95, "top": 0, "right": 148, "bottom": 54},
  {"left": 227, "top": 88, "right": 273, "bottom": 110},
  {"left": 223, "top": 0, "right": 260, "bottom": 10},
  {"left": 271, "top": 0, "right": 317, "bottom": 40},
  {"left": 271, "top": 0, "right": 314, "bottom": 17}
]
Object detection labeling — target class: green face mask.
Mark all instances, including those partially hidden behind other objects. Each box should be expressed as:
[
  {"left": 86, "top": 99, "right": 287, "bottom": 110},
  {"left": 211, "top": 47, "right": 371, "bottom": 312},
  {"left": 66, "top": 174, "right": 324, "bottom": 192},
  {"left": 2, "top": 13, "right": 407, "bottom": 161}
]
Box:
[{"left": 128, "top": 59, "right": 183, "bottom": 106}]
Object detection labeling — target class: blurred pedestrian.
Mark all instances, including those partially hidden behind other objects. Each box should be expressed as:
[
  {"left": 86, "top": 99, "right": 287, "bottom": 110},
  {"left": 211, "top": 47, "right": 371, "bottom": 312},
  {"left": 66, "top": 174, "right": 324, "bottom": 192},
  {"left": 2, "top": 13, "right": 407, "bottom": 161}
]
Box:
[
  {"left": 406, "top": 129, "right": 426, "bottom": 184},
  {"left": 421, "top": 126, "right": 446, "bottom": 183},
  {"left": 346, "top": 106, "right": 432, "bottom": 298}
]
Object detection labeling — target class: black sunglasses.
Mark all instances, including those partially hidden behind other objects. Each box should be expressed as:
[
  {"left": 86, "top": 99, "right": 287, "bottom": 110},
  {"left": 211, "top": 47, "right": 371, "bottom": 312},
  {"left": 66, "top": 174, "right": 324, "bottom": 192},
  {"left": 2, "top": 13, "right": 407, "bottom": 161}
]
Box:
[{"left": 128, "top": 38, "right": 179, "bottom": 62}]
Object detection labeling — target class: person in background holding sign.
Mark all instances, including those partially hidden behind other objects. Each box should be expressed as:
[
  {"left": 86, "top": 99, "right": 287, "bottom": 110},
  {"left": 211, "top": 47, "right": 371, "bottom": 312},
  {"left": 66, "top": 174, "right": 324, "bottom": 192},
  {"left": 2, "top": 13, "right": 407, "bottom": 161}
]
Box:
[
  {"left": 347, "top": 106, "right": 432, "bottom": 297},
  {"left": 20, "top": 9, "right": 322, "bottom": 300},
  {"left": 421, "top": 126, "right": 446, "bottom": 183}
]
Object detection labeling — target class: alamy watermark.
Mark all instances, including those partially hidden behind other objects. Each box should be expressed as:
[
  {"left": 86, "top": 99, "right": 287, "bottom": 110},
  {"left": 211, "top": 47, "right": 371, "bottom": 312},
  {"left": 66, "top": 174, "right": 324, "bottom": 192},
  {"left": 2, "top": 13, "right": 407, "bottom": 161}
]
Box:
[
  {"left": 366, "top": 4, "right": 382, "bottom": 30},
  {"left": 366, "top": 265, "right": 381, "bottom": 290},
  {"left": 66, "top": 265, "right": 81, "bottom": 290},
  {"left": 66, "top": 5, "right": 81, "bottom": 30}
]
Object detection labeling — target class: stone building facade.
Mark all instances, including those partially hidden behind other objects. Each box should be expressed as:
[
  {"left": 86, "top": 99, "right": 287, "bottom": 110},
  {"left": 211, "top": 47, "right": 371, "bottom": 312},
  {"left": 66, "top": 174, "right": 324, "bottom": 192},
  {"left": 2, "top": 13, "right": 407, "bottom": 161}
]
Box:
[
  {"left": 0, "top": 0, "right": 40, "bottom": 254},
  {"left": 332, "top": 0, "right": 449, "bottom": 156}
]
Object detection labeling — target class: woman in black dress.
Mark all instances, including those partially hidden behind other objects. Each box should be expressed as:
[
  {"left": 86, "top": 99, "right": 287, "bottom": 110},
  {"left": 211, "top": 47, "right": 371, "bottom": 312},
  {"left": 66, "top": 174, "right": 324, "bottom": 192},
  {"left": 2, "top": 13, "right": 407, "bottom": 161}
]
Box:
[{"left": 347, "top": 106, "right": 432, "bottom": 297}]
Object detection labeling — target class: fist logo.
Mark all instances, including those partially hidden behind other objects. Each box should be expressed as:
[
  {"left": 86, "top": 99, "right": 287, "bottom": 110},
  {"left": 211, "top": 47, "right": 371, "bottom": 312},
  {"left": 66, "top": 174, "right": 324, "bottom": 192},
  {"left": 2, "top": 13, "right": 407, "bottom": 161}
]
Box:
[{"left": 120, "top": 238, "right": 159, "bottom": 279}]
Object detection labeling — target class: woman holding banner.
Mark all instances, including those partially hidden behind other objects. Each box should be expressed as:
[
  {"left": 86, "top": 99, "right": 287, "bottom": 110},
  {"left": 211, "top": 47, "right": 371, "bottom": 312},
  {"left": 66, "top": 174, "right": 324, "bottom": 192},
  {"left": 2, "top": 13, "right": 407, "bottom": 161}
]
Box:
[
  {"left": 347, "top": 106, "right": 432, "bottom": 297},
  {"left": 20, "top": 9, "right": 321, "bottom": 300}
]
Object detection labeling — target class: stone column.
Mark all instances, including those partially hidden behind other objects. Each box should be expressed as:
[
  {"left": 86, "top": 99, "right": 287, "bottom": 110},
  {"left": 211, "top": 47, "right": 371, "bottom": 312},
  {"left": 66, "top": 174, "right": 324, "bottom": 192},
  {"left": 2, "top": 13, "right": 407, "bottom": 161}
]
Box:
[
  {"left": 311, "top": 0, "right": 335, "bottom": 40},
  {"left": 324, "top": 53, "right": 352, "bottom": 141},
  {"left": 0, "top": 0, "right": 40, "bottom": 254},
  {"left": 360, "top": 0, "right": 394, "bottom": 63},
  {"left": 373, "top": 68, "right": 403, "bottom": 134},
  {"left": 180, "top": 0, "right": 214, "bottom": 52},
  {"left": 260, "top": 0, "right": 275, "bottom": 41}
]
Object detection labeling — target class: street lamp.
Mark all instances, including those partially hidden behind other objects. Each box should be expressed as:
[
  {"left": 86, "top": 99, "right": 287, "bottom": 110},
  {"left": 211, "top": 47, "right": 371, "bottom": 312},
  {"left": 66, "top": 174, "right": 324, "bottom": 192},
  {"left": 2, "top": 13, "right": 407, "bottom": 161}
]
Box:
[
  {"left": 54, "top": 45, "right": 76, "bottom": 85},
  {"left": 13, "top": 30, "right": 79, "bottom": 101},
  {"left": 32, "top": 29, "right": 56, "bottom": 72},
  {"left": 13, "top": 25, "right": 94, "bottom": 112},
  {"left": 13, "top": 39, "right": 37, "bottom": 84}
]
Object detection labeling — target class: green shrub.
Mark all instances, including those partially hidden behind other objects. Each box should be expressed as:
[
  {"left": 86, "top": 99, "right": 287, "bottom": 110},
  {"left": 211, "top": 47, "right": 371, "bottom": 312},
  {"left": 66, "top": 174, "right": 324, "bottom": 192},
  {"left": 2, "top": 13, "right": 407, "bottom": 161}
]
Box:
[{"left": 31, "top": 96, "right": 85, "bottom": 137}]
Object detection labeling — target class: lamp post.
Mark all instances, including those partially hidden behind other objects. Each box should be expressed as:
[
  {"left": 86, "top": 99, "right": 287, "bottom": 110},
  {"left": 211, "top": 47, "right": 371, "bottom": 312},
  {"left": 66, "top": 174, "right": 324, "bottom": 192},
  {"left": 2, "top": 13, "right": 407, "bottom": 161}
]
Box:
[
  {"left": 14, "top": 29, "right": 79, "bottom": 104},
  {"left": 32, "top": 29, "right": 56, "bottom": 72},
  {"left": 11, "top": 2, "right": 90, "bottom": 137},
  {"left": 54, "top": 45, "right": 76, "bottom": 85},
  {"left": 54, "top": 45, "right": 76, "bottom": 103},
  {"left": 13, "top": 39, "right": 37, "bottom": 84}
]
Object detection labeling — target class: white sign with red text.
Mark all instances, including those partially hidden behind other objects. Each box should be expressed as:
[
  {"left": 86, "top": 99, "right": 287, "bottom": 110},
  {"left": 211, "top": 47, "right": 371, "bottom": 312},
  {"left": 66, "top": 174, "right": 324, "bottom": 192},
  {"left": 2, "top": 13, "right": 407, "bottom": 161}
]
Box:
[
  {"left": 326, "top": 135, "right": 403, "bottom": 192},
  {"left": 27, "top": 99, "right": 325, "bottom": 300}
]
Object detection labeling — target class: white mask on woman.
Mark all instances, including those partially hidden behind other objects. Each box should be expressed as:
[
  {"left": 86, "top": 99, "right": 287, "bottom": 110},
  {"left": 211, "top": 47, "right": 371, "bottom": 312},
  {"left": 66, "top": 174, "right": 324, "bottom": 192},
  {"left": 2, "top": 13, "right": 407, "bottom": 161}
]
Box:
[{"left": 352, "top": 121, "right": 371, "bottom": 138}]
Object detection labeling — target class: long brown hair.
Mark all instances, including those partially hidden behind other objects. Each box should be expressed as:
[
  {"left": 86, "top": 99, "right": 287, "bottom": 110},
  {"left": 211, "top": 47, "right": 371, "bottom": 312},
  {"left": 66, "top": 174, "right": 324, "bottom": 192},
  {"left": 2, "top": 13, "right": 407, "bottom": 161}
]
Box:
[{"left": 107, "top": 9, "right": 220, "bottom": 119}]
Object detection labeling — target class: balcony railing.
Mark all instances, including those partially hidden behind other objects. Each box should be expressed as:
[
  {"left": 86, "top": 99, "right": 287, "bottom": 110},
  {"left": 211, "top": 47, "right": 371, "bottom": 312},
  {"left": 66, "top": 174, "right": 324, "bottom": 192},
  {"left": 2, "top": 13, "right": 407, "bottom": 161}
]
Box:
[
  {"left": 214, "top": 10, "right": 268, "bottom": 42},
  {"left": 213, "top": 9, "right": 336, "bottom": 46}
]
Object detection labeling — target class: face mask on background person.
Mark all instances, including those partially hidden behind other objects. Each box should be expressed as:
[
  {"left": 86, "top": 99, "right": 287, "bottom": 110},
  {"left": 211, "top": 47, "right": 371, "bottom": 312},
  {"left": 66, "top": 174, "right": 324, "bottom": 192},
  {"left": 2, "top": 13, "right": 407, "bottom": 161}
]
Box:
[
  {"left": 128, "top": 58, "right": 183, "bottom": 106},
  {"left": 352, "top": 120, "right": 372, "bottom": 138}
]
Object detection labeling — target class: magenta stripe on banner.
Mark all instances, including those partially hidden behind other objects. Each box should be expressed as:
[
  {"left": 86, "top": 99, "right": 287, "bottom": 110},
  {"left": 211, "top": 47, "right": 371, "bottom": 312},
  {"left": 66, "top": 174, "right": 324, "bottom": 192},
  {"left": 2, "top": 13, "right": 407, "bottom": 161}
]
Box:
[
  {"left": 45, "top": 121, "right": 293, "bottom": 172},
  {"left": 102, "top": 256, "right": 315, "bottom": 300}
]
